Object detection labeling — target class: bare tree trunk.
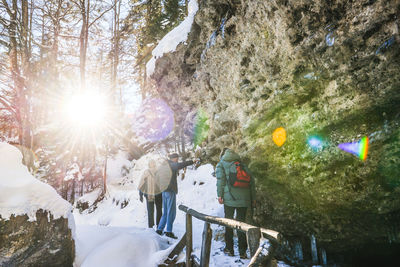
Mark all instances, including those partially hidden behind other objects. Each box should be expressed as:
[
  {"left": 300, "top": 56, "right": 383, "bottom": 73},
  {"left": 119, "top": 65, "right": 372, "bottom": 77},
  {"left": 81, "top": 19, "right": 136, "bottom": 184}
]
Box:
[
  {"left": 50, "top": 1, "right": 61, "bottom": 70},
  {"left": 40, "top": 10, "right": 44, "bottom": 61},
  {"left": 3, "top": 0, "right": 32, "bottom": 150},
  {"left": 7, "top": 0, "right": 23, "bottom": 145},
  {"left": 71, "top": 177, "right": 76, "bottom": 204},
  {"left": 79, "top": 0, "right": 89, "bottom": 90},
  {"left": 103, "top": 150, "right": 107, "bottom": 194},
  {"left": 79, "top": 160, "right": 84, "bottom": 196},
  {"left": 84, "top": 0, "right": 89, "bottom": 83},
  {"left": 21, "top": 0, "right": 32, "bottom": 150},
  {"left": 111, "top": 0, "right": 122, "bottom": 104},
  {"left": 21, "top": 0, "right": 29, "bottom": 67}
]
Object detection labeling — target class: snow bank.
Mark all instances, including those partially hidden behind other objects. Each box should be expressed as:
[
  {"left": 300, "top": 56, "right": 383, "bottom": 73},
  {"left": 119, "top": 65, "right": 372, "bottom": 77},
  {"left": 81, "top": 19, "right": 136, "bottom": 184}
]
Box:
[
  {"left": 76, "top": 225, "right": 169, "bottom": 267},
  {"left": 77, "top": 188, "right": 102, "bottom": 207},
  {"left": 0, "top": 142, "right": 72, "bottom": 221},
  {"left": 146, "top": 0, "right": 199, "bottom": 76}
]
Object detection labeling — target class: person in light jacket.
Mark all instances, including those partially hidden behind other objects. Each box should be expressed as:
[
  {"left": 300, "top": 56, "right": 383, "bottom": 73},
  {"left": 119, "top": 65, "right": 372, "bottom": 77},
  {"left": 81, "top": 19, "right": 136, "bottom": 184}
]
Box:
[{"left": 138, "top": 159, "right": 163, "bottom": 228}]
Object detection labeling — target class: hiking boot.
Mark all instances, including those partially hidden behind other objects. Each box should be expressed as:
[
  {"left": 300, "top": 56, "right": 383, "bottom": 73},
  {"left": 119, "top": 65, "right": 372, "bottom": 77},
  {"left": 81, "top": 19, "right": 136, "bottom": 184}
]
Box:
[
  {"left": 223, "top": 248, "right": 234, "bottom": 256},
  {"left": 239, "top": 252, "right": 248, "bottom": 259},
  {"left": 156, "top": 229, "right": 163, "bottom": 236},
  {"left": 165, "top": 232, "right": 178, "bottom": 239}
]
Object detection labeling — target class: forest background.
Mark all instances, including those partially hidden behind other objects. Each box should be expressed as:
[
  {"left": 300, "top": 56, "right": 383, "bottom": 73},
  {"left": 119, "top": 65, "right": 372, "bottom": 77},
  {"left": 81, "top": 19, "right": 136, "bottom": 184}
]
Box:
[{"left": 0, "top": 0, "right": 191, "bottom": 203}]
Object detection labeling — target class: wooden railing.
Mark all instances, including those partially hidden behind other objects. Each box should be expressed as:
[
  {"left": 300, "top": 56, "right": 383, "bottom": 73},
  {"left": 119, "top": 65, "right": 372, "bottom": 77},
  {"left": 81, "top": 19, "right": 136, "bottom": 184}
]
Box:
[{"left": 172, "top": 204, "right": 281, "bottom": 267}]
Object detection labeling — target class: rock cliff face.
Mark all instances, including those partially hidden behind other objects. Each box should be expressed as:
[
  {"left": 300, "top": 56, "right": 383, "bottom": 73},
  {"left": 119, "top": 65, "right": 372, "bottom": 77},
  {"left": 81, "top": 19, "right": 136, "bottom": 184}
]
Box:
[
  {"left": 149, "top": 0, "right": 400, "bottom": 264},
  {"left": 0, "top": 210, "right": 75, "bottom": 266}
]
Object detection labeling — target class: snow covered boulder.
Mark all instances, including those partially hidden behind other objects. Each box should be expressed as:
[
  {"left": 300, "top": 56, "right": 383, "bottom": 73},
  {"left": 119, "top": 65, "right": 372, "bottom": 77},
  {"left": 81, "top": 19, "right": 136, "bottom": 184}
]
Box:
[{"left": 0, "top": 142, "right": 75, "bottom": 266}]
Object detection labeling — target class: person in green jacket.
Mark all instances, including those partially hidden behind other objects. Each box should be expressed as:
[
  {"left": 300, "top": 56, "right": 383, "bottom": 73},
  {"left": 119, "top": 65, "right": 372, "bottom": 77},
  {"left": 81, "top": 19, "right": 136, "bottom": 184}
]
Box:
[{"left": 216, "top": 148, "right": 256, "bottom": 259}]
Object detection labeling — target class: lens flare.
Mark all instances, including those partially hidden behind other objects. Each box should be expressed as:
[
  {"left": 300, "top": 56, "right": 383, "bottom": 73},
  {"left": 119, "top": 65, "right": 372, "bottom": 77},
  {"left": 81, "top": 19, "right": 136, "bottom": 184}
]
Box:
[
  {"left": 338, "top": 136, "right": 369, "bottom": 161},
  {"left": 272, "top": 127, "right": 286, "bottom": 147},
  {"left": 193, "top": 108, "right": 209, "bottom": 147},
  {"left": 133, "top": 98, "right": 174, "bottom": 142},
  {"left": 307, "top": 136, "right": 323, "bottom": 150}
]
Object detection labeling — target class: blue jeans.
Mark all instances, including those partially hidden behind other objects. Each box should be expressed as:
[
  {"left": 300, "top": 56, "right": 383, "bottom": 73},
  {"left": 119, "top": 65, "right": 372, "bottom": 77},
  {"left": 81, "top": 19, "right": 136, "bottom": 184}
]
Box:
[{"left": 157, "top": 191, "right": 176, "bottom": 233}]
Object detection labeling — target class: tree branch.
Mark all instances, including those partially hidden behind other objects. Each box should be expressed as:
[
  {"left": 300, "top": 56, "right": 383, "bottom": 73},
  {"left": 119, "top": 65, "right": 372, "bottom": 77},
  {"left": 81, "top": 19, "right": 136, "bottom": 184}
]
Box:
[
  {"left": 0, "top": 38, "right": 9, "bottom": 48},
  {"left": 0, "top": 16, "right": 10, "bottom": 27},
  {"left": 88, "top": 1, "right": 118, "bottom": 29},
  {"left": 0, "top": 95, "right": 16, "bottom": 115},
  {"left": 30, "top": 37, "right": 52, "bottom": 49},
  {"left": 1, "top": 0, "right": 13, "bottom": 17}
]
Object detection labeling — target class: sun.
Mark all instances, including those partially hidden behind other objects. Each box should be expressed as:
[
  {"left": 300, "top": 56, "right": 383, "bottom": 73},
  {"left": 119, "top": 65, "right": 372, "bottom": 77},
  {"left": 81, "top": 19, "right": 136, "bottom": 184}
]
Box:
[
  {"left": 59, "top": 91, "right": 112, "bottom": 154},
  {"left": 64, "top": 92, "right": 107, "bottom": 128}
]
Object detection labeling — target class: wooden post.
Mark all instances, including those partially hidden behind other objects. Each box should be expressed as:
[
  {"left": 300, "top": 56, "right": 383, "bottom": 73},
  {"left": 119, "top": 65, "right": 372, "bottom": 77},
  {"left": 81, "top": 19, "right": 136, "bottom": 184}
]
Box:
[
  {"left": 200, "top": 222, "right": 212, "bottom": 267},
  {"left": 248, "top": 240, "right": 277, "bottom": 267},
  {"left": 164, "top": 233, "right": 187, "bottom": 264},
  {"left": 247, "top": 227, "right": 261, "bottom": 257},
  {"left": 102, "top": 141, "right": 108, "bottom": 194},
  {"left": 186, "top": 214, "right": 193, "bottom": 267}
]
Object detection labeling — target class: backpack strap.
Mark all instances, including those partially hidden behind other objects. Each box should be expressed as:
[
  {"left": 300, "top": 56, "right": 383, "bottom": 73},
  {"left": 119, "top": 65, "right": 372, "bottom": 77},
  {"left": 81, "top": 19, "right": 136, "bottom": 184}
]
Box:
[
  {"left": 226, "top": 180, "right": 236, "bottom": 201},
  {"left": 225, "top": 161, "right": 237, "bottom": 201}
]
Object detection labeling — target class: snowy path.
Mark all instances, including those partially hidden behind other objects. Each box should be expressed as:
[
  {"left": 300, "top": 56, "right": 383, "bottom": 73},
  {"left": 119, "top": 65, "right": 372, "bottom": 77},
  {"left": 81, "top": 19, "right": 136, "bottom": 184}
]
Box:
[{"left": 72, "top": 163, "right": 287, "bottom": 267}]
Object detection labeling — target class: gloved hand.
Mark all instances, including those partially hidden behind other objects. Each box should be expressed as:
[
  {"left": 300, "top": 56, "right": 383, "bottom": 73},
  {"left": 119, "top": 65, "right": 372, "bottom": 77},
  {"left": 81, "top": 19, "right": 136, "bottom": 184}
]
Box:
[
  {"left": 194, "top": 158, "right": 201, "bottom": 169},
  {"left": 140, "top": 195, "right": 144, "bottom": 203}
]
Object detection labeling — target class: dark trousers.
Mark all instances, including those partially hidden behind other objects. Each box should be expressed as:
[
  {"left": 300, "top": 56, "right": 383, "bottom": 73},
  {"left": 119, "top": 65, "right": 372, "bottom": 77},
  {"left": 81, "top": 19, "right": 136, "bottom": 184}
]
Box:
[
  {"left": 145, "top": 194, "right": 162, "bottom": 228},
  {"left": 224, "top": 205, "right": 248, "bottom": 254}
]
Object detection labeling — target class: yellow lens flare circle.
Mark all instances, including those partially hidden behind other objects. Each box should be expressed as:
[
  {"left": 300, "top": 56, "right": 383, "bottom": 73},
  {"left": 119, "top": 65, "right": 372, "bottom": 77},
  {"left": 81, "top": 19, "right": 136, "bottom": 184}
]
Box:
[{"left": 272, "top": 127, "right": 287, "bottom": 147}]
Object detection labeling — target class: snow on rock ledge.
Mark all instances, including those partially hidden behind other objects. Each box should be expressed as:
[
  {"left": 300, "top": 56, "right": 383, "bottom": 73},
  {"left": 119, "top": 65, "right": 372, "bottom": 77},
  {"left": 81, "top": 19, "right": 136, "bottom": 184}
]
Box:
[
  {"left": 0, "top": 142, "right": 72, "bottom": 220},
  {"left": 0, "top": 142, "right": 75, "bottom": 266},
  {"left": 146, "top": 0, "right": 199, "bottom": 77}
]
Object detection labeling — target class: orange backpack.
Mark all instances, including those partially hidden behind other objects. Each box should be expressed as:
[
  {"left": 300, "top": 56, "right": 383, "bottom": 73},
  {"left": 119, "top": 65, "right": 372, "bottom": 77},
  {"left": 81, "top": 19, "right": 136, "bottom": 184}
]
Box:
[{"left": 228, "top": 161, "right": 251, "bottom": 188}]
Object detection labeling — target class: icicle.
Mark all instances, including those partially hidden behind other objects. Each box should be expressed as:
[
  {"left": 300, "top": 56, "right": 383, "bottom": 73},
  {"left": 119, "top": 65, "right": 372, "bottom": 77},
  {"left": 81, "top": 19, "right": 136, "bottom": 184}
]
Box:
[
  {"left": 310, "top": 234, "right": 318, "bottom": 264},
  {"left": 325, "top": 24, "right": 335, "bottom": 47},
  {"left": 200, "top": 30, "right": 217, "bottom": 61},
  {"left": 320, "top": 248, "right": 327, "bottom": 265},
  {"left": 325, "top": 32, "right": 335, "bottom": 46},
  {"left": 294, "top": 240, "right": 303, "bottom": 261},
  {"left": 387, "top": 225, "right": 398, "bottom": 243},
  {"left": 200, "top": 17, "right": 228, "bottom": 61},
  {"left": 220, "top": 18, "right": 226, "bottom": 39},
  {"left": 375, "top": 36, "right": 395, "bottom": 55}
]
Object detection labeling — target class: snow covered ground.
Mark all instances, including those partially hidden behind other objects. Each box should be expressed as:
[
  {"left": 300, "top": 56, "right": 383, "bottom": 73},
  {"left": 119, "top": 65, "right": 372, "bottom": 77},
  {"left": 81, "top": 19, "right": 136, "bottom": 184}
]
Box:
[{"left": 73, "top": 153, "right": 290, "bottom": 267}]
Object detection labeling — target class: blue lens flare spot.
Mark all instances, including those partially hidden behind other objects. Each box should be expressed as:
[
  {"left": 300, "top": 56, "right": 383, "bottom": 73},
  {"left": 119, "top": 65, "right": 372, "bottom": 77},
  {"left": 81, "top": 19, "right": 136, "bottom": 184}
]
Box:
[
  {"left": 133, "top": 98, "right": 174, "bottom": 142},
  {"left": 307, "top": 136, "right": 323, "bottom": 151}
]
